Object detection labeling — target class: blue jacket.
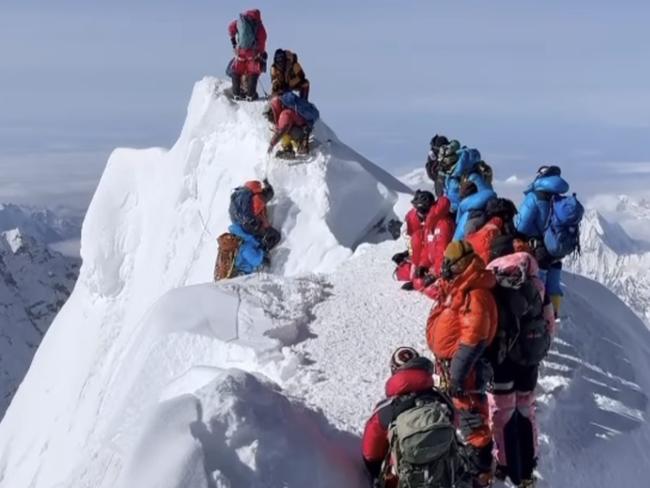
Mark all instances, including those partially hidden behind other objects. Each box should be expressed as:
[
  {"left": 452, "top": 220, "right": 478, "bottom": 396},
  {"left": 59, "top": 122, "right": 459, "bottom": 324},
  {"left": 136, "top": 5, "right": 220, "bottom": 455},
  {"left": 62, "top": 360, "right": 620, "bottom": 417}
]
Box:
[
  {"left": 453, "top": 188, "right": 497, "bottom": 241},
  {"left": 445, "top": 148, "right": 492, "bottom": 211},
  {"left": 515, "top": 175, "right": 569, "bottom": 238},
  {"left": 229, "top": 223, "right": 265, "bottom": 274}
]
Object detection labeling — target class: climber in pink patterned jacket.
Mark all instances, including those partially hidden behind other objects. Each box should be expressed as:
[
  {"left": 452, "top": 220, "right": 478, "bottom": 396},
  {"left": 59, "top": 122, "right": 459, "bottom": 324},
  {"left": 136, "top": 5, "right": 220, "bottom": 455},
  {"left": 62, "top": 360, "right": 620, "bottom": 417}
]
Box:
[{"left": 485, "top": 252, "right": 555, "bottom": 488}]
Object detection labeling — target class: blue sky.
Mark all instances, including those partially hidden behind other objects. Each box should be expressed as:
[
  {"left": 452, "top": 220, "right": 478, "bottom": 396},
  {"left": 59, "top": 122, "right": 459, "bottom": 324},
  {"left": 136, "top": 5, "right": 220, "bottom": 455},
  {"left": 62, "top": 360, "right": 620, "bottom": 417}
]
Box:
[{"left": 1, "top": 0, "right": 649, "bottom": 213}]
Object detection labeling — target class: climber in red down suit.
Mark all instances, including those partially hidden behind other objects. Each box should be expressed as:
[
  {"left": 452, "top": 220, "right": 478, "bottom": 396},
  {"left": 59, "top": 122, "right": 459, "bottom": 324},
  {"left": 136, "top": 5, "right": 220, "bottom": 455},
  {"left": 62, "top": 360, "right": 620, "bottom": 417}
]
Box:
[{"left": 228, "top": 9, "right": 267, "bottom": 100}]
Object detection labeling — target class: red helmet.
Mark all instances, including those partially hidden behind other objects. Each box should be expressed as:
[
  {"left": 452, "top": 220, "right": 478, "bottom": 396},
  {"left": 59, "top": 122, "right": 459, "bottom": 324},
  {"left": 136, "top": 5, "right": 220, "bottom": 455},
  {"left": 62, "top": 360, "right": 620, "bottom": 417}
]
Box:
[{"left": 390, "top": 346, "right": 419, "bottom": 373}]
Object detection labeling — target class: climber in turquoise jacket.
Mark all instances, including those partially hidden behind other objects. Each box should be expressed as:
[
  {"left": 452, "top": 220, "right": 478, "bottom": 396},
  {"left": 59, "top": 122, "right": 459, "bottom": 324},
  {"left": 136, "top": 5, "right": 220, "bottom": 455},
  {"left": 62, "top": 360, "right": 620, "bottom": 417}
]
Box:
[{"left": 515, "top": 166, "right": 570, "bottom": 315}]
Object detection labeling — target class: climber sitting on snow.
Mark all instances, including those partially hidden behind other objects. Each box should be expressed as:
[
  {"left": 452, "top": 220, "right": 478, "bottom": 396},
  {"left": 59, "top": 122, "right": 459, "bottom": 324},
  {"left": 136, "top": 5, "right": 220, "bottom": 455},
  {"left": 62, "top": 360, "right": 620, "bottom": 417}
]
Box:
[
  {"left": 265, "top": 93, "right": 319, "bottom": 159},
  {"left": 227, "top": 9, "right": 267, "bottom": 101},
  {"left": 215, "top": 180, "right": 281, "bottom": 280},
  {"left": 271, "top": 49, "right": 310, "bottom": 100}
]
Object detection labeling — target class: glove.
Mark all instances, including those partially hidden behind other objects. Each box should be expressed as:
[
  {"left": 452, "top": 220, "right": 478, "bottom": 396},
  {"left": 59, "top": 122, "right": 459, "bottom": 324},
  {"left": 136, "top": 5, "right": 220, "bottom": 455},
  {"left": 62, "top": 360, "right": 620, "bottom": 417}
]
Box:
[
  {"left": 401, "top": 281, "right": 415, "bottom": 291},
  {"left": 391, "top": 251, "right": 409, "bottom": 265},
  {"left": 230, "top": 37, "right": 237, "bottom": 49}
]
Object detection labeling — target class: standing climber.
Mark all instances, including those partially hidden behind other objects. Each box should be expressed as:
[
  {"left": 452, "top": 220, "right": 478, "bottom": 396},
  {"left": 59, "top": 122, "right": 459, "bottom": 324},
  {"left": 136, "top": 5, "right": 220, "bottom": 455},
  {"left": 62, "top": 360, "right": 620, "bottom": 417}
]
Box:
[
  {"left": 424, "top": 135, "right": 454, "bottom": 197},
  {"left": 362, "top": 347, "right": 473, "bottom": 488},
  {"left": 485, "top": 252, "right": 555, "bottom": 488},
  {"left": 271, "top": 49, "right": 310, "bottom": 99},
  {"left": 453, "top": 181, "right": 497, "bottom": 242},
  {"left": 227, "top": 9, "right": 267, "bottom": 100},
  {"left": 515, "top": 165, "right": 584, "bottom": 317},
  {"left": 444, "top": 148, "right": 493, "bottom": 213},
  {"left": 219, "top": 179, "right": 281, "bottom": 277},
  {"left": 266, "top": 93, "right": 319, "bottom": 158},
  {"left": 426, "top": 241, "right": 497, "bottom": 487}
]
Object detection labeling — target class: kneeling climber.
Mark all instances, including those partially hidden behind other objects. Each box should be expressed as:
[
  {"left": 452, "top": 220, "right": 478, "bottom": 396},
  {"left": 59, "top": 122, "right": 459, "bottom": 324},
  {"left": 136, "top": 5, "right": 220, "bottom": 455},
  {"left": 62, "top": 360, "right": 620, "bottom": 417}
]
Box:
[
  {"left": 266, "top": 93, "right": 319, "bottom": 158},
  {"left": 362, "top": 347, "right": 473, "bottom": 488},
  {"left": 214, "top": 179, "right": 281, "bottom": 280},
  {"left": 271, "top": 48, "right": 310, "bottom": 99}
]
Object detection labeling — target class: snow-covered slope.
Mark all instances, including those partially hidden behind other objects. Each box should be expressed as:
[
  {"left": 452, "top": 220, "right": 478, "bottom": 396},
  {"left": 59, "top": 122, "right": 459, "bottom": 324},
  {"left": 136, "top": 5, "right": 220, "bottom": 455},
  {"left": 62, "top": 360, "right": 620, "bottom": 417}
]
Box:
[
  {"left": 0, "top": 77, "right": 408, "bottom": 488},
  {"left": 566, "top": 209, "right": 650, "bottom": 326},
  {"left": 1, "top": 78, "right": 648, "bottom": 488},
  {"left": 0, "top": 228, "right": 79, "bottom": 418}
]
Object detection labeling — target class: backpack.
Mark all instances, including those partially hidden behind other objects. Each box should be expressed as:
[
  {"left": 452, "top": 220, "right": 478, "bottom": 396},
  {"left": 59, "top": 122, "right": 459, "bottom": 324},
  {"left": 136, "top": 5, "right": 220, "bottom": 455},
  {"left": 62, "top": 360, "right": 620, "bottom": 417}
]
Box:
[
  {"left": 236, "top": 14, "right": 259, "bottom": 50},
  {"left": 387, "top": 395, "right": 471, "bottom": 488},
  {"left": 543, "top": 193, "right": 584, "bottom": 258},
  {"left": 489, "top": 254, "right": 551, "bottom": 367},
  {"left": 214, "top": 233, "right": 241, "bottom": 281},
  {"left": 229, "top": 187, "right": 261, "bottom": 236},
  {"left": 280, "top": 92, "right": 320, "bottom": 126}
]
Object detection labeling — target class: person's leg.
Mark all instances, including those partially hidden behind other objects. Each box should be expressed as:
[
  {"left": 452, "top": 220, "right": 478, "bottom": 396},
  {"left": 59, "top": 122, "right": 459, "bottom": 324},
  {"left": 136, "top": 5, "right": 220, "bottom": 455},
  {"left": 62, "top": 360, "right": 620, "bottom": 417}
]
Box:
[
  {"left": 454, "top": 389, "right": 493, "bottom": 487},
  {"left": 545, "top": 262, "right": 563, "bottom": 317},
  {"left": 489, "top": 361, "right": 517, "bottom": 472},
  {"left": 231, "top": 73, "right": 243, "bottom": 98},
  {"left": 245, "top": 73, "right": 259, "bottom": 100},
  {"left": 514, "top": 365, "right": 540, "bottom": 483}
]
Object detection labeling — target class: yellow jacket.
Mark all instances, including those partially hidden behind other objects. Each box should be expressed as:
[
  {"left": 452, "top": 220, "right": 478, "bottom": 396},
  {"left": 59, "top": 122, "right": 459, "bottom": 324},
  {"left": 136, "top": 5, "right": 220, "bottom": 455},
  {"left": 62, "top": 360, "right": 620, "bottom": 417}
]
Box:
[{"left": 271, "top": 51, "right": 309, "bottom": 94}]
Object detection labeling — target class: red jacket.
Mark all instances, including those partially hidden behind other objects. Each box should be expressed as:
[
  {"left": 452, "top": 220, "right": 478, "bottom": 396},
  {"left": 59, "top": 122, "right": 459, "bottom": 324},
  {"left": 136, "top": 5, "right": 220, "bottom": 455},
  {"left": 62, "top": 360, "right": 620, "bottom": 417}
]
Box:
[
  {"left": 362, "top": 362, "right": 434, "bottom": 463},
  {"left": 465, "top": 216, "right": 504, "bottom": 265},
  {"left": 423, "top": 196, "right": 455, "bottom": 277},
  {"left": 404, "top": 209, "right": 429, "bottom": 269},
  {"left": 244, "top": 180, "right": 270, "bottom": 229},
  {"left": 426, "top": 257, "right": 498, "bottom": 362},
  {"left": 228, "top": 9, "right": 267, "bottom": 58},
  {"left": 270, "top": 96, "right": 307, "bottom": 131}
]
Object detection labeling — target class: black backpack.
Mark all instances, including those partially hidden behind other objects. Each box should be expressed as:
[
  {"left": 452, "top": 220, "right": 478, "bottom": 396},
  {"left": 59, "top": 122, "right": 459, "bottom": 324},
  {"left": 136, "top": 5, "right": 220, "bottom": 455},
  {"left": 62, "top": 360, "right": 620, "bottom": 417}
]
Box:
[
  {"left": 491, "top": 279, "right": 551, "bottom": 367},
  {"left": 229, "top": 187, "right": 262, "bottom": 236}
]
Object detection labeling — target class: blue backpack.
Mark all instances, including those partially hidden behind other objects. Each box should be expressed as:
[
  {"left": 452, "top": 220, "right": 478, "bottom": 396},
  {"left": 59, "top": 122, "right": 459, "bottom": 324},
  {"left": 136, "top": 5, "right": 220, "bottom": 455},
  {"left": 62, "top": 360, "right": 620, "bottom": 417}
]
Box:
[
  {"left": 229, "top": 187, "right": 261, "bottom": 235},
  {"left": 280, "top": 92, "right": 320, "bottom": 126},
  {"left": 543, "top": 193, "right": 584, "bottom": 258},
  {"left": 236, "top": 14, "right": 259, "bottom": 50}
]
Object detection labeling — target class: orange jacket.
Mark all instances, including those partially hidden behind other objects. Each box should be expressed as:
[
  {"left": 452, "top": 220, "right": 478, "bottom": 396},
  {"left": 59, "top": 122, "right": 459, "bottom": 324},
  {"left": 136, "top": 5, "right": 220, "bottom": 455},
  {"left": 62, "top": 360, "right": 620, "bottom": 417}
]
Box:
[
  {"left": 244, "top": 180, "right": 270, "bottom": 229},
  {"left": 426, "top": 257, "right": 497, "bottom": 360},
  {"left": 465, "top": 216, "right": 504, "bottom": 265}
]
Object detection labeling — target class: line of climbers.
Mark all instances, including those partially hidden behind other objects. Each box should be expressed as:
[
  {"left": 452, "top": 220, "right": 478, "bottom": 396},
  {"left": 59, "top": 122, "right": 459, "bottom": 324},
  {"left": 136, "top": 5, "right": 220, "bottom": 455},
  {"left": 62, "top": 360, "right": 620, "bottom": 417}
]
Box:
[
  {"left": 213, "top": 8, "right": 330, "bottom": 278},
  {"left": 366, "top": 135, "right": 585, "bottom": 488},
  {"left": 225, "top": 8, "right": 320, "bottom": 160}
]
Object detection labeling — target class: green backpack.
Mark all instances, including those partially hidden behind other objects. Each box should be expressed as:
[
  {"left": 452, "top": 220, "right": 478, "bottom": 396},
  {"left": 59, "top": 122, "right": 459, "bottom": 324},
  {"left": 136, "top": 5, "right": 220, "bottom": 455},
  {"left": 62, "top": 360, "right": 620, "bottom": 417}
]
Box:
[{"left": 386, "top": 396, "right": 472, "bottom": 488}]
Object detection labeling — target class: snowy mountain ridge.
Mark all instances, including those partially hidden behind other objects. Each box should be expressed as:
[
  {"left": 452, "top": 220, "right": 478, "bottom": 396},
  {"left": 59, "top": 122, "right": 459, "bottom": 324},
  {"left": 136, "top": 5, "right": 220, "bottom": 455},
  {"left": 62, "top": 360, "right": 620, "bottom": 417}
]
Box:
[
  {"left": 0, "top": 78, "right": 648, "bottom": 488},
  {"left": 566, "top": 208, "right": 650, "bottom": 327},
  {"left": 0, "top": 227, "right": 79, "bottom": 418},
  {"left": 0, "top": 203, "right": 81, "bottom": 245}
]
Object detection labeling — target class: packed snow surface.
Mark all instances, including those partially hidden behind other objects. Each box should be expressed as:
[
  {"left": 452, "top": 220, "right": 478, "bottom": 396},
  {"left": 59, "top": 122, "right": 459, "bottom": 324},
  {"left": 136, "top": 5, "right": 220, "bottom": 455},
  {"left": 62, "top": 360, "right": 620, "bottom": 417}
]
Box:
[{"left": 1, "top": 78, "right": 649, "bottom": 488}]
